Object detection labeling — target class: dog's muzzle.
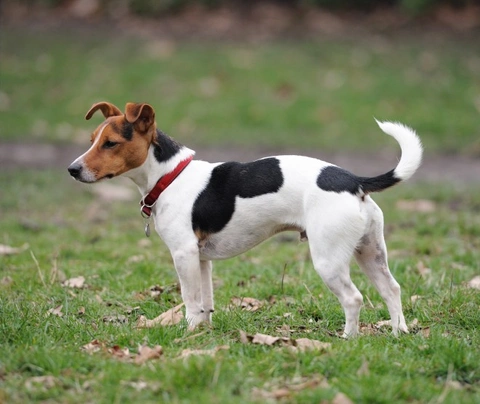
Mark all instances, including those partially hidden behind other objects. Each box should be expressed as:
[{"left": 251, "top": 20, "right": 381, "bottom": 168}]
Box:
[{"left": 68, "top": 163, "right": 83, "bottom": 180}]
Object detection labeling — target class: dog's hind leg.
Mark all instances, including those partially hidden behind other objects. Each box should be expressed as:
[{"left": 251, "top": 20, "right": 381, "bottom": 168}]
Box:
[
  {"left": 306, "top": 200, "right": 365, "bottom": 338},
  {"left": 200, "top": 260, "right": 214, "bottom": 322},
  {"left": 354, "top": 198, "right": 408, "bottom": 336}
]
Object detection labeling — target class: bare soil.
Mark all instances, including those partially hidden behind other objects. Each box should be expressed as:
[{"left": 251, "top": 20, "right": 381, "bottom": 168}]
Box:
[{"left": 1, "top": 142, "right": 478, "bottom": 185}]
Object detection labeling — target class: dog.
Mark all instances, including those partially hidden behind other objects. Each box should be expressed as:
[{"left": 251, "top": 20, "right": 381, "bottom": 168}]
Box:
[{"left": 68, "top": 102, "right": 423, "bottom": 337}]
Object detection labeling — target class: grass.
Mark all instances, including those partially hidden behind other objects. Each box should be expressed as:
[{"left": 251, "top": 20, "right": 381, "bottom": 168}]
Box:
[
  {"left": 1, "top": 21, "right": 480, "bottom": 403},
  {"left": 1, "top": 26, "right": 480, "bottom": 154},
  {"left": 1, "top": 168, "right": 479, "bottom": 403}
]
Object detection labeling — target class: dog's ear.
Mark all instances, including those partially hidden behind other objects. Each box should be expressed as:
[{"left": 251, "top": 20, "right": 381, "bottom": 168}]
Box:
[
  {"left": 124, "top": 103, "right": 155, "bottom": 133},
  {"left": 85, "top": 102, "right": 123, "bottom": 120}
]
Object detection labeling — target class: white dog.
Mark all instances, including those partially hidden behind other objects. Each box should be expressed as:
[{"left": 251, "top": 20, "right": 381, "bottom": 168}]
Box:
[{"left": 68, "top": 102, "right": 422, "bottom": 337}]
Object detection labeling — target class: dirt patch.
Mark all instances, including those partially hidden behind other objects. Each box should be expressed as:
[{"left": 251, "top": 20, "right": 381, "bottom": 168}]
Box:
[{"left": 1, "top": 142, "right": 478, "bottom": 185}]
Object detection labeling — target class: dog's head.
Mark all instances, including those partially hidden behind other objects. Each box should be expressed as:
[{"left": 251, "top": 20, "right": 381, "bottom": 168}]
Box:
[{"left": 68, "top": 102, "right": 156, "bottom": 183}]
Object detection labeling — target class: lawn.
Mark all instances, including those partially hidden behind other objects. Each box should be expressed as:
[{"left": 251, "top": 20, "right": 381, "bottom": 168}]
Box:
[
  {"left": 0, "top": 170, "right": 479, "bottom": 403},
  {"left": 1, "top": 22, "right": 480, "bottom": 404},
  {"left": 1, "top": 25, "right": 480, "bottom": 154}
]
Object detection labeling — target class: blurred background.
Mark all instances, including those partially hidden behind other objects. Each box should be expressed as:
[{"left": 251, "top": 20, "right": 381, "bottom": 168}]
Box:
[{"left": 1, "top": 0, "right": 479, "bottom": 177}]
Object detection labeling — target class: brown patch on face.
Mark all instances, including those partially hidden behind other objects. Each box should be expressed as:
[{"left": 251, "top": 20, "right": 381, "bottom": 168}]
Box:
[{"left": 82, "top": 115, "right": 154, "bottom": 181}]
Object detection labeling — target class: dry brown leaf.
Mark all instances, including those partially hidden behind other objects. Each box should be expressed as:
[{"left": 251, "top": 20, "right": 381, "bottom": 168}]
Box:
[
  {"left": 466, "top": 275, "right": 480, "bottom": 290},
  {"left": 252, "top": 387, "right": 291, "bottom": 400},
  {"left": 136, "top": 303, "right": 184, "bottom": 328},
  {"left": 46, "top": 304, "right": 64, "bottom": 317},
  {"left": 81, "top": 339, "right": 162, "bottom": 364},
  {"left": 416, "top": 261, "right": 432, "bottom": 278},
  {"left": 420, "top": 327, "right": 431, "bottom": 338},
  {"left": 252, "top": 333, "right": 287, "bottom": 346},
  {"left": 103, "top": 315, "right": 128, "bottom": 324},
  {"left": 25, "top": 375, "right": 58, "bottom": 392},
  {"left": 332, "top": 392, "right": 355, "bottom": 404},
  {"left": 252, "top": 376, "right": 327, "bottom": 400},
  {"left": 81, "top": 339, "right": 103, "bottom": 354},
  {"left": 78, "top": 306, "right": 86, "bottom": 316},
  {"left": 0, "top": 243, "right": 29, "bottom": 256},
  {"left": 356, "top": 359, "right": 370, "bottom": 376},
  {"left": 375, "top": 320, "right": 392, "bottom": 328},
  {"left": 292, "top": 338, "right": 331, "bottom": 352},
  {"left": 241, "top": 330, "right": 330, "bottom": 352},
  {"left": 410, "top": 295, "right": 422, "bottom": 304},
  {"left": 230, "top": 296, "right": 265, "bottom": 312},
  {"left": 1, "top": 276, "right": 13, "bottom": 286},
  {"left": 178, "top": 345, "right": 229, "bottom": 359},
  {"left": 62, "top": 276, "right": 85, "bottom": 289},
  {"left": 109, "top": 345, "right": 131, "bottom": 360},
  {"left": 134, "top": 345, "right": 163, "bottom": 365},
  {"left": 396, "top": 199, "right": 436, "bottom": 213}
]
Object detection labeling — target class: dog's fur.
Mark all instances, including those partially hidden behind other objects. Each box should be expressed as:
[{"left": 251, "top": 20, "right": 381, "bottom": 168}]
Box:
[{"left": 68, "top": 102, "right": 423, "bottom": 337}]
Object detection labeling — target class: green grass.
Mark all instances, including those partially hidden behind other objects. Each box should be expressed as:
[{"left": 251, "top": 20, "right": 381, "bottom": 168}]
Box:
[
  {"left": 1, "top": 26, "right": 480, "bottom": 154},
  {"left": 1, "top": 169, "right": 479, "bottom": 403}
]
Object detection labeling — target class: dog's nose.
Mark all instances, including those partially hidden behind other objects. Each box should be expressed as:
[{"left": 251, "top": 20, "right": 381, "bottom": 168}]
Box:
[{"left": 68, "top": 163, "right": 82, "bottom": 179}]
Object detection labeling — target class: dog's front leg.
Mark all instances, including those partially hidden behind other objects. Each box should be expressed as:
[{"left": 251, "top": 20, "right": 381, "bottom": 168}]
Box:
[
  {"left": 172, "top": 246, "right": 205, "bottom": 329},
  {"left": 200, "top": 260, "right": 214, "bottom": 322}
]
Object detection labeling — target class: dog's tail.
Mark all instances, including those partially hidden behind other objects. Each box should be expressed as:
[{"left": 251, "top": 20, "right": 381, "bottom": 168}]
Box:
[{"left": 357, "top": 120, "right": 423, "bottom": 195}]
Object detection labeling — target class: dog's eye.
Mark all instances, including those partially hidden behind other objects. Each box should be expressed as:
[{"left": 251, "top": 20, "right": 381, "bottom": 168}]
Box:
[{"left": 103, "top": 140, "right": 118, "bottom": 149}]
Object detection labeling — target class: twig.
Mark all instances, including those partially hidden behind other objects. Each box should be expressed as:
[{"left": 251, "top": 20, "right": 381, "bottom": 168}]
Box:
[{"left": 30, "top": 250, "right": 47, "bottom": 288}]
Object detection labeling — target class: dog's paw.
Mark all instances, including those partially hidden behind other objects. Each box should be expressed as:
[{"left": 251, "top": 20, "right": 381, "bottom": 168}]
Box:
[{"left": 186, "top": 310, "right": 212, "bottom": 331}]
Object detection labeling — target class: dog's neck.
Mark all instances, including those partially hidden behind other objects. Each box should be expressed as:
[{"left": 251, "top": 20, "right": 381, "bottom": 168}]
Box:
[{"left": 124, "top": 129, "right": 195, "bottom": 196}]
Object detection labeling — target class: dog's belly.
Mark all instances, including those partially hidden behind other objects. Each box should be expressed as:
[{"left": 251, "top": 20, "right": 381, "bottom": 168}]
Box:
[
  {"left": 197, "top": 193, "right": 305, "bottom": 260},
  {"left": 198, "top": 224, "right": 302, "bottom": 260}
]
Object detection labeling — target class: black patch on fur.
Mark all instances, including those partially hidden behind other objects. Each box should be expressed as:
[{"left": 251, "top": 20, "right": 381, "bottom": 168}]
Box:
[
  {"left": 192, "top": 158, "right": 284, "bottom": 234},
  {"left": 153, "top": 129, "right": 183, "bottom": 163},
  {"left": 317, "top": 166, "right": 360, "bottom": 194},
  {"left": 121, "top": 122, "right": 134, "bottom": 141},
  {"left": 317, "top": 166, "right": 400, "bottom": 195}
]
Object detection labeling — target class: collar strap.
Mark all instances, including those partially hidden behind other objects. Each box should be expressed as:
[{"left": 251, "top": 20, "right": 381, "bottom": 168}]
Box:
[{"left": 140, "top": 155, "right": 193, "bottom": 218}]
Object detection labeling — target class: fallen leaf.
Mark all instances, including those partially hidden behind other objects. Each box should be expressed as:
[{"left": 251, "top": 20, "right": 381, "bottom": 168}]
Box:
[
  {"left": 25, "top": 375, "right": 58, "bottom": 392},
  {"left": 230, "top": 296, "right": 265, "bottom": 312},
  {"left": 252, "top": 333, "right": 286, "bottom": 346},
  {"left": 252, "top": 387, "right": 291, "bottom": 400},
  {"left": 292, "top": 338, "right": 331, "bottom": 352},
  {"left": 1, "top": 276, "right": 13, "bottom": 286},
  {"left": 78, "top": 306, "right": 86, "bottom": 316},
  {"left": 46, "top": 304, "right": 64, "bottom": 317},
  {"left": 134, "top": 344, "right": 163, "bottom": 365},
  {"left": 109, "top": 345, "right": 130, "bottom": 360},
  {"left": 356, "top": 359, "right": 370, "bottom": 376},
  {"left": 81, "top": 339, "right": 163, "bottom": 364},
  {"left": 126, "top": 255, "right": 144, "bottom": 264},
  {"left": 252, "top": 376, "right": 328, "bottom": 400},
  {"left": 466, "top": 275, "right": 480, "bottom": 290},
  {"left": 103, "top": 315, "right": 128, "bottom": 324},
  {"left": 136, "top": 303, "right": 184, "bottom": 328},
  {"left": 0, "top": 243, "right": 29, "bottom": 255},
  {"left": 121, "top": 380, "right": 149, "bottom": 391},
  {"left": 416, "top": 261, "right": 432, "bottom": 278},
  {"left": 396, "top": 199, "right": 436, "bottom": 213},
  {"left": 62, "top": 276, "right": 85, "bottom": 289},
  {"left": 421, "top": 327, "right": 431, "bottom": 338},
  {"left": 332, "top": 392, "right": 355, "bottom": 404},
  {"left": 81, "top": 339, "right": 103, "bottom": 354},
  {"left": 411, "top": 295, "right": 422, "bottom": 304},
  {"left": 375, "top": 320, "right": 392, "bottom": 328},
  {"left": 178, "top": 345, "right": 229, "bottom": 359},
  {"left": 240, "top": 330, "right": 330, "bottom": 352}
]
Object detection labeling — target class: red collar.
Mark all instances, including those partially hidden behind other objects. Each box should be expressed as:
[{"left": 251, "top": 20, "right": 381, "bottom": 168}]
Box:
[{"left": 140, "top": 155, "right": 193, "bottom": 218}]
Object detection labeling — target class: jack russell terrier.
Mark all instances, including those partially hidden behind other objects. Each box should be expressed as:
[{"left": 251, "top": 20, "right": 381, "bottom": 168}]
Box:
[{"left": 68, "top": 102, "right": 423, "bottom": 337}]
